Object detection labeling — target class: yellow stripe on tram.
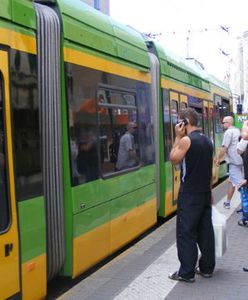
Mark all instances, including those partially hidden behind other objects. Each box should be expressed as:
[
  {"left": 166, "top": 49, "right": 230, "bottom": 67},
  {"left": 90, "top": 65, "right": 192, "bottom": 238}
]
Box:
[
  {"left": 161, "top": 78, "right": 211, "bottom": 99},
  {"left": 64, "top": 47, "right": 151, "bottom": 83},
  {"left": 0, "top": 27, "right": 36, "bottom": 54}
]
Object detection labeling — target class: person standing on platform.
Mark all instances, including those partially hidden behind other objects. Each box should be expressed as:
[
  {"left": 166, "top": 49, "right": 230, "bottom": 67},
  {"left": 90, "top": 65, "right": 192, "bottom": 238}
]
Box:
[
  {"left": 169, "top": 107, "right": 215, "bottom": 283},
  {"left": 215, "top": 116, "right": 243, "bottom": 209}
]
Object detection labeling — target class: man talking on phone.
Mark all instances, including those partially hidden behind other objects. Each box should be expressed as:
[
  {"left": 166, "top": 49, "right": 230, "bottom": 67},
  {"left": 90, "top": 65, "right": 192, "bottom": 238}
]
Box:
[{"left": 168, "top": 107, "right": 215, "bottom": 283}]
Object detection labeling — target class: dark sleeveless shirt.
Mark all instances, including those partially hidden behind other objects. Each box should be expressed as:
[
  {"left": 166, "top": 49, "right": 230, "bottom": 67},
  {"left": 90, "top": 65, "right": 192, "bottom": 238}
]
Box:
[{"left": 179, "top": 130, "right": 213, "bottom": 193}]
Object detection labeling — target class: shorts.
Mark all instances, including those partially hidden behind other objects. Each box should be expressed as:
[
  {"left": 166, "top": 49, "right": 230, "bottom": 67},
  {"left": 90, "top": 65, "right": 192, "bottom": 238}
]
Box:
[{"left": 228, "top": 164, "right": 243, "bottom": 187}]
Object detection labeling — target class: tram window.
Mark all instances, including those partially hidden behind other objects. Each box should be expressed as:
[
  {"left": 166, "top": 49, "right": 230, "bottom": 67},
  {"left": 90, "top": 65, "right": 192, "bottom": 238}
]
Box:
[
  {"left": 98, "top": 89, "right": 140, "bottom": 176},
  {"left": 67, "top": 71, "right": 100, "bottom": 185},
  {"left": 203, "top": 107, "right": 209, "bottom": 136},
  {"left": 162, "top": 89, "right": 172, "bottom": 161},
  {"left": 180, "top": 102, "right": 187, "bottom": 109},
  {"left": 171, "top": 100, "right": 178, "bottom": 140},
  {"left": 214, "top": 94, "right": 223, "bottom": 133},
  {"left": 213, "top": 105, "right": 222, "bottom": 133},
  {"left": 189, "top": 106, "right": 203, "bottom": 129},
  {"left": 136, "top": 88, "right": 154, "bottom": 166},
  {"left": 0, "top": 74, "right": 10, "bottom": 232},
  {"left": 196, "top": 110, "right": 203, "bottom": 129},
  {"left": 209, "top": 108, "right": 214, "bottom": 144},
  {"left": 10, "top": 50, "right": 42, "bottom": 200},
  {"left": 222, "top": 99, "right": 230, "bottom": 116},
  {"left": 67, "top": 63, "right": 153, "bottom": 185}
]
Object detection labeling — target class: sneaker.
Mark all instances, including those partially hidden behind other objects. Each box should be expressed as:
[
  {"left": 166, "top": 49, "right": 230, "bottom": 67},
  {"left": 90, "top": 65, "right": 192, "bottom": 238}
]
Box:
[
  {"left": 168, "top": 271, "right": 195, "bottom": 283},
  {"left": 195, "top": 267, "right": 213, "bottom": 278},
  {"left": 223, "top": 202, "right": 230, "bottom": 209},
  {"left": 238, "top": 219, "right": 248, "bottom": 227},
  {"left": 236, "top": 208, "right": 243, "bottom": 213}
]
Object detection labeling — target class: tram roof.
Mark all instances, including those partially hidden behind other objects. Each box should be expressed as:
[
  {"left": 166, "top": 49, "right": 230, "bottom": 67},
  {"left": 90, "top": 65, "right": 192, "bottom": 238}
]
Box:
[
  {"left": 56, "top": 0, "right": 150, "bottom": 70},
  {"left": 0, "top": 0, "right": 36, "bottom": 29},
  {"left": 0, "top": 0, "right": 150, "bottom": 70},
  {"left": 151, "top": 41, "right": 230, "bottom": 93}
]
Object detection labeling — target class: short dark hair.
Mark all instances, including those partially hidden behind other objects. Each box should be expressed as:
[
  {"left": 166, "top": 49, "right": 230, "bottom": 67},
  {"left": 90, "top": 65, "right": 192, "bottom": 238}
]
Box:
[{"left": 179, "top": 107, "right": 198, "bottom": 126}]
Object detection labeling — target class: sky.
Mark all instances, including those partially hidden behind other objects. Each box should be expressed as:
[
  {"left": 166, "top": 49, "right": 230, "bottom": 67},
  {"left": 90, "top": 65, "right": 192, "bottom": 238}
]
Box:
[{"left": 110, "top": 0, "right": 248, "bottom": 81}]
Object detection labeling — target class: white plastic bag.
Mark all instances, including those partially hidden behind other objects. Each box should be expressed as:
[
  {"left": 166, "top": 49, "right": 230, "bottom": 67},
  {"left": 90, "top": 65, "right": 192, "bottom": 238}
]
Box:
[{"left": 212, "top": 206, "right": 227, "bottom": 257}]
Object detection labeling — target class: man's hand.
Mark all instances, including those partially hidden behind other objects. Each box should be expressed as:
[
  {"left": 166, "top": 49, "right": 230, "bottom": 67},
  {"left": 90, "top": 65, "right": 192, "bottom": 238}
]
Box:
[
  {"left": 215, "top": 159, "right": 221, "bottom": 167},
  {"left": 215, "top": 146, "right": 227, "bottom": 167},
  {"left": 175, "top": 122, "right": 186, "bottom": 139}
]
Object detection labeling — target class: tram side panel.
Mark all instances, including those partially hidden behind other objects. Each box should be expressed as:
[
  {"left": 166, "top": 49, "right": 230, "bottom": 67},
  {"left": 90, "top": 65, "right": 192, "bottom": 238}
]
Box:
[
  {"left": 0, "top": 49, "right": 22, "bottom": 300},
  {"left": 0, "top": 2, "right": 48, "bottom": 297},
  {"left": 0, "top": 18, "right": 48, "bottom": 300},
  {"left": 62, "top": 47, "right": 157, "bottom": 277},
  {"left": 0, "top": 2, "right": 48, "bottom": 299}
]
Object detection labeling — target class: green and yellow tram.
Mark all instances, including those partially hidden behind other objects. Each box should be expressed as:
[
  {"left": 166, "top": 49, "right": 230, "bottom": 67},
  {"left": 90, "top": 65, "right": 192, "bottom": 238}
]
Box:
[{"left": 0, "top": 1, "right": 231, "bottom": 299}]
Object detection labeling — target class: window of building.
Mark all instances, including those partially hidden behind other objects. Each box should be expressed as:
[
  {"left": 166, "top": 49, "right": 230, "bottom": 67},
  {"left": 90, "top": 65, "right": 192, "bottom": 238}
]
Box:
[{"left": 94, "top": 0, "right": 100, "bottom": 10}]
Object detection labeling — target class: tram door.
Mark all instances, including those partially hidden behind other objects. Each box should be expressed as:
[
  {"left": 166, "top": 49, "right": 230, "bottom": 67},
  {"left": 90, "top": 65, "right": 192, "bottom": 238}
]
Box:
[
  {"left": 170, "top": 92, "right": 180, "bottom": 203},
  {"left": 0, "top": 50, "right": 20, "bottom": 299}
]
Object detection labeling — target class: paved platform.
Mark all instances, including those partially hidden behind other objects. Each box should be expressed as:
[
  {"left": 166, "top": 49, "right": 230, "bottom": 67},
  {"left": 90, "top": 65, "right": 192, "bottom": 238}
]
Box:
[{"left": 57, "top": 181, "right": 248, "bottom": 300}]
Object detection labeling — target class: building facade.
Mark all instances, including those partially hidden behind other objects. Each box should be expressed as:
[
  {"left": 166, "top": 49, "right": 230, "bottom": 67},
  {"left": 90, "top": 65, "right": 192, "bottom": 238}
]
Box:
[
  {"left": 81, "top": 0, "right": 110, "bottom": 15},
  {"left": 230, "top": 31, "right": 248, "bottom": 113}
]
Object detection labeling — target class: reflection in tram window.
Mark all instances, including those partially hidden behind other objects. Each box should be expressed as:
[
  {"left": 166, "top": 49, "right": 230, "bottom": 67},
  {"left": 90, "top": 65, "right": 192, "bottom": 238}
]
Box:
[
  {"left": 0, "top": 74, "right": 9, "bottom": 232},
  {"left": 209, "top": 108, "right": 214, "bottom": 144},
  {"left": 98, "top": 89, "right": 139, "bottom": 175},
  {"left": 66, "top": 62, "right": 154, "bottom": 184},
  {"left": 10, "top": 50, "right": 42, "bottom": 201},
  {"left": 203, "top": 106, "right": 209, "bottom": 136},
  {"left": 171, "top": 100, "right": 178, "bottom": 139},
  {"left": 76, "top": 129, "right": 99, "bottom": 183},
  {"left": 162, "top": 89, "right": 172, "bottom": 161},
  {"left": 214, "top": 94, "right": 223, "bottom": 133},
  {"left": 180, "top": 102, "right": 187, "bottom": 109}
]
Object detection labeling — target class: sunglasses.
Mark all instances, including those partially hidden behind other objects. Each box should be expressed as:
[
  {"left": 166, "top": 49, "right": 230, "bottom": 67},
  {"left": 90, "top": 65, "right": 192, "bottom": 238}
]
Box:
[{"left": 222, "top": 121, "right": 229, "bottom": 124}]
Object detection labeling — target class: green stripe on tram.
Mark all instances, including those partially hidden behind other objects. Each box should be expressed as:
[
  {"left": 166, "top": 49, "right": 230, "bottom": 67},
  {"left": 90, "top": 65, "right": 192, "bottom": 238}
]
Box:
[{"left": 18, "top": 196, "right": 46, "bottom": 263}]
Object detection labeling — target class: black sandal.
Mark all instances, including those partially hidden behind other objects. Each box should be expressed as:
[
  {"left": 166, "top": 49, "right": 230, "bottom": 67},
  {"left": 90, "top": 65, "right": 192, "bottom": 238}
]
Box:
[{"left": 168, "top": 271, "right": 195, "bottom": 283}]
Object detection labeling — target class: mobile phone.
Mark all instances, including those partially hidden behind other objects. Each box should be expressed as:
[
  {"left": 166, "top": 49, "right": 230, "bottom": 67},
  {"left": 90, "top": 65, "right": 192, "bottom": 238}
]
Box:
[{"left": 181, "top": 118, "right": 188, "bottom": 126}]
